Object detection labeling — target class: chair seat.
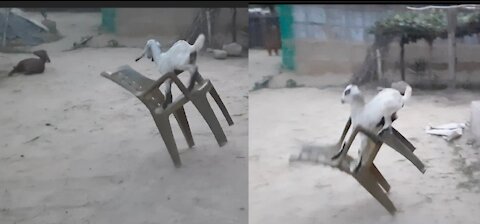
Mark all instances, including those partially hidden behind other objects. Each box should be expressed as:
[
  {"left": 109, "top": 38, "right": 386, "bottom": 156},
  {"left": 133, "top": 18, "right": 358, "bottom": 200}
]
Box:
[
  {"left": 289, "top": 118, "right": 426, "bottom": 215},
  {"left": 101, "top": 65, "right": 232, "bottom": 167}
]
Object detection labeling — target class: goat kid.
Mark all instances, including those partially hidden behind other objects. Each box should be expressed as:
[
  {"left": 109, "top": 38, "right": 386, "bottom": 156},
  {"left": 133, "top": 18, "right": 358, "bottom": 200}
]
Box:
[
  {"left": 135, "top": 34, "right": 205, "bottom": 109},
  {"left": 8, "top": 50, "right": 51, "bottom": 76},
  {"left": 332, "top": 84, "right": 412, "bottom": 173}
]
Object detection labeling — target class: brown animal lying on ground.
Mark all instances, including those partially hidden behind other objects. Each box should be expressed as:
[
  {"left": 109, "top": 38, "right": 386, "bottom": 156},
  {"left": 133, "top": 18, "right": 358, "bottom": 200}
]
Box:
[{"left": 8, "top": 50, "right": 51, "bottom": 76}]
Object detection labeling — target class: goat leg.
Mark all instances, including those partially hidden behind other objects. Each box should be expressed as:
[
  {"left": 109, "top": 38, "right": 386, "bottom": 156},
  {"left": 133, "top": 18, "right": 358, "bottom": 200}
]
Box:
[
  {"left": 352, "top": 136, "right": 369, "bottom": 173},
  {"left": 332, "top": 118, "right": 352, "bottom": 160},
  {"left": 188, "top": 70, "right": 200, "bottom": 91},
  {"left": 135, "top": 53, "right": 145, "bottom": 62},
  {"left": 378, "top": 115, "right": 394, "bottom": 135},
  {"left": 162, "top": 79, "right": 173, "bottom": 109},
  {"left": 352, "top": 156, "right": 362, "bottom": 173},
  {"left": 332, "top": 127, "right": 359, "bottom": 162}
]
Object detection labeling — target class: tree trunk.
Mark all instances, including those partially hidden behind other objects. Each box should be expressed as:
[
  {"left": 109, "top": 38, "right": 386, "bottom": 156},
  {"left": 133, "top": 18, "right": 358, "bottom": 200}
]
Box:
[
  {"left": 427, "top": 41, "right": 434, "bottom": 87},
  {"left": 206, "top": 9, "right": 212, "bottom": 47},
  {"left": 2, "top": 8, "right": 11, "bottom": 47},
  {"left": 350, "top": 34, "right": 393, "bottom": 85},
  {"left": 447, "top": 8, "right": 457, "bottom": 89},
  {"left": 232, "top": 8, "right": 237, "bottom": 43},
  {"left": 400, "top": 40, "right": 405, "bottom": 81}
]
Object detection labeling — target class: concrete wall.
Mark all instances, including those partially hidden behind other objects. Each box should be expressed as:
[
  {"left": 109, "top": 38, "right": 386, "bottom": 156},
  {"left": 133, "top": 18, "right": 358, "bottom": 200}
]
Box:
[
  {"left": 382, "top": 39, "right": 480, "bottom": 87},
  {"left": 291, "top": 5, "right": 480, "bottom": 87},
  {"left": 295, "top": 39, "right": 368, "bottom": 75},
  {"left": 291, "top": 5, "right": 402, "bottom": 76},
  {"left": 115, "top": 8, "right": 248, "bottom": 48},
  {"left": 115, "top": 8, "right": 199, "bottom": 40}
]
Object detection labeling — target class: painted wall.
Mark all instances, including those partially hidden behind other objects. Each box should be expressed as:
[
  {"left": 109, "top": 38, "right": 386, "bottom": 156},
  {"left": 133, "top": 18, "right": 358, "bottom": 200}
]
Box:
[
  {"left": 287, "top": 4, "right": 480, "bottom": 86},
  {"left": 106, "top": 8, "right": 248, "bottom": 48}
]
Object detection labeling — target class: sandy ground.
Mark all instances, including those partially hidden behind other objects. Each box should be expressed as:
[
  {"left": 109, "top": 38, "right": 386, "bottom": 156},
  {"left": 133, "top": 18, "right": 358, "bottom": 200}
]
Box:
[
  {"left": 0, "top": 12, "right": 248, "bottom": 224},
  {"left": 249, "top": 50, "right": 480, "bottom": 224},
  {"left": 248, "top": 49, "right": 350, "bottom": 90}
]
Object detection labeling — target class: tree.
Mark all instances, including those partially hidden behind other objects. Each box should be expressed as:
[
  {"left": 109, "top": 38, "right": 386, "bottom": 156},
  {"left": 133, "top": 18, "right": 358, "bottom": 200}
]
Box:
[{"left": 352, "top": 7, "right": 480, "bottom": 86}]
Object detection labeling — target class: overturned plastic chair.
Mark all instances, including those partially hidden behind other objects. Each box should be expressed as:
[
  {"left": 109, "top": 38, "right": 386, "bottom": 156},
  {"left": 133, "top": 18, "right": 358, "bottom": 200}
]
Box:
[
  {"left": 101, "top": 65, "right": 234, "bottom": 167},
  {"left": 290, "top": 118, "right": 426, "bottom": 215}
]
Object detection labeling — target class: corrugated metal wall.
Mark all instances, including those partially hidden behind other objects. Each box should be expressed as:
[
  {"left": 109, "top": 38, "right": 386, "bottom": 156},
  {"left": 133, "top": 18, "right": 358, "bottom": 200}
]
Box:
[
  {"left": 290, "top": 5, "right": 480, "bottom": 44},
  {"left": 291, "top": 5, "right": 391, "bottom": 43}
]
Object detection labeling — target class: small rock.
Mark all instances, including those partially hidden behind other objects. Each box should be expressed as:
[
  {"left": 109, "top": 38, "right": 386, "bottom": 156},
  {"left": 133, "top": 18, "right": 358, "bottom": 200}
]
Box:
[
  {"left": 107, "top": 39, "right": 119, "bottom": 47},
  {"left": 212, "top": 49, "right": 227, "bottom": 59},
  {"left": 286, "top": 79, "right": 304, "bottom": 88},
  {"left": 222, "top": 42, "right": 242, "bottom": 56},
  {"left": 467, "top": 138, "right": 475, "bottom": 145},
  {"left": 20, "top": 155, "right": 24, "bottom": 158}
]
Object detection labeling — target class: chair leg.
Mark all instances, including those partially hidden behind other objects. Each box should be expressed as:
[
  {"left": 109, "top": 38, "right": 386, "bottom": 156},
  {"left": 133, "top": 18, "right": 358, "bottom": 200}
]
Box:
[
  {"left": 173, "top": 106, "right": 195, "bottom": 148},
  {"left": 370, "top": 164, "right": 391, "bottom": 193},
  {"left": 357, "top": 173, "right": 397, "bottom": 215},
  {"left": 209, "top": 86, "right": 234, "bottom": 126},
  {"left": 392, "top": 128, "right": 416, "bottom": 152},
  {"left": 154, "top": 116, "right": 182, "bottom": 168},
  {"left": 380, "top": 132, "right": 426, "bottom": 174},
  {"left": 191, "top": 95, "right": 228, "bottom": 147}
]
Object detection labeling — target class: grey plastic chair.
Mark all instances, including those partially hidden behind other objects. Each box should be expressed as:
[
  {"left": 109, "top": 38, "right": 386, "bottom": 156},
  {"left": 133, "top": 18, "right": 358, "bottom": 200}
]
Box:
[
  {"left": 290, "top": 118, "right": 426, "bottom": 215},
  {"left": 101, "top": 65, "right": 233, "bottom": 167}
]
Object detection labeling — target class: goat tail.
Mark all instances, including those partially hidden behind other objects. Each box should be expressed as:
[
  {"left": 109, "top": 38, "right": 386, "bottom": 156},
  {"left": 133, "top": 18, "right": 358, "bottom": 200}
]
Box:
[
  {"left": 402, "top": 84, "right": 412, "bottom": 104},
  {"left": 191, "top": 33, "right": 205, "bottom": 53}
]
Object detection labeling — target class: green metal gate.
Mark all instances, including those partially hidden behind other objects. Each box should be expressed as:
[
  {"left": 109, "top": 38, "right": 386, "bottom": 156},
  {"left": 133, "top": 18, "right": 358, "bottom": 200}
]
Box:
[
  {"left": 101, "top": 8, "right": 116, "bottom": 33},
  {"left": 276, "top": 5, "right": 295, "bottom": 71}
]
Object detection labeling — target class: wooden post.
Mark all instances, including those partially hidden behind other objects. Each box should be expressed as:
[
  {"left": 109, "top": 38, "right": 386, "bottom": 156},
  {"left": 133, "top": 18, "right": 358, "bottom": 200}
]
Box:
[
  {"left": 232, "top": 8, "right": 237, "bottom": 42},
  {"left": 206, "top": 9, "right": 212, "bottom": 47},
  {"left": 2, "top": 8, "right": 11, "bottom": 47},
  {"left": 400, "top": 40, "right": 405, "bottom": 81},
  {"left": 447, "top": 8, "right": 457, "bottom": 89},
  {"left": 376, "top": 49, "right": 383, "bottom": 85}
]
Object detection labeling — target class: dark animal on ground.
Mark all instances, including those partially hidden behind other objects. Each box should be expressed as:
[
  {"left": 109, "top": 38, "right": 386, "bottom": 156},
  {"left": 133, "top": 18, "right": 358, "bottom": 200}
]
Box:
[{"left": 8, "top": 50, "right": 51, "bottom": 76}]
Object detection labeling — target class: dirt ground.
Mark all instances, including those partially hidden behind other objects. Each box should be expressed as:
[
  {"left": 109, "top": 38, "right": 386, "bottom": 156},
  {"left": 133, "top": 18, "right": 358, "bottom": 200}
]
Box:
[
  {"left": 0, "top": 12, "right": 248, "bottom": 224},
  {"left": 249, "top": 49, "right": 480, "bottom": 224}
]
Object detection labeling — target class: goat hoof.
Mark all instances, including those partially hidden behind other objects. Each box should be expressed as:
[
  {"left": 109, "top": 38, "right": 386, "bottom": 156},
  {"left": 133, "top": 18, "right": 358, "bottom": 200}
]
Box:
[
  {"left": 350, "top": 160, "right": 362, "bottom": 173},
  {"left": 377, "top": 129, "right": 385, "bottom": 136},
  {"left": 331, "top": 151, "right": 342, "bottom": 160},
  {"left": 388, "top": 127, "right": 394, "bottom": 134},
  {"left": 162, "top": 102, "right": 170, "bottom": 109},
  {"left": 162, "top": 95, "right": 173, "bottom": 109}
]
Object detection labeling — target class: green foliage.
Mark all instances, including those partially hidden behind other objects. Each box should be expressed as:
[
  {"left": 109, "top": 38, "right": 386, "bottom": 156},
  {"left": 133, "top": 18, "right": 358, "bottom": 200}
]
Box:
[{"left": 369, "top": 10, "right": 480, "bottom": 45}]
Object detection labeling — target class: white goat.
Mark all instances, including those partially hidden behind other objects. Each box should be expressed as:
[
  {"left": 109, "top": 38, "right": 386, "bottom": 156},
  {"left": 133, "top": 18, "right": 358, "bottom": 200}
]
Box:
[
  {"left": 135, "top": 34, "right": 206, "bottom": 108},
  {"left": 333, "top": 84, "right": 412, "bottom": 172}
]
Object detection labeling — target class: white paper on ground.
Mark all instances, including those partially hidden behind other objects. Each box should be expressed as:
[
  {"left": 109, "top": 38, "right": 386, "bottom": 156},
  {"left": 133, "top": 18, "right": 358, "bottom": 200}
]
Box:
[{"left": 425, "top": 123, "right": 466, "bottom": 141}]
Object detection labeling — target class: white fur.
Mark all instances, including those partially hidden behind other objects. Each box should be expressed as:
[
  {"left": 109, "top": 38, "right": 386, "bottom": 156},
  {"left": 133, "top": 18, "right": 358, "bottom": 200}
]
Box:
[
  {"left": 340, "top": 83, "right": 412, "bottom": 171},
  {"left": 137, "top": 34, "right": 205, "bottom": 98}
]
